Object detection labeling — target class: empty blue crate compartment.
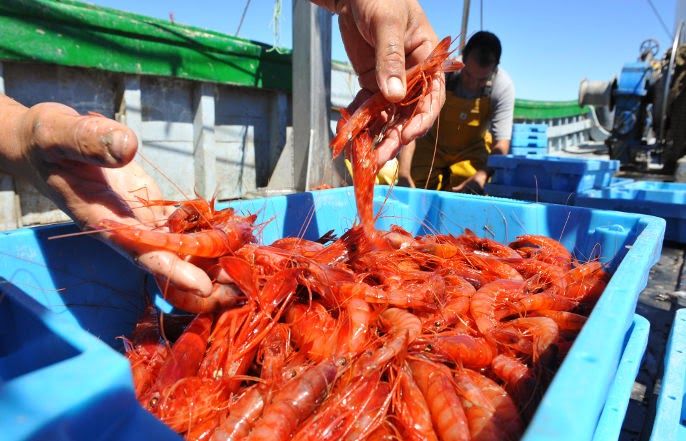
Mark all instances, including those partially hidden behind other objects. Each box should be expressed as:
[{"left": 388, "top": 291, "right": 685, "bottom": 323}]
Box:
[
  {"left": 576, "top": 180, "right": 686, "bottom": 243},
  {"left": 485, "top": 183, "right": 576, "bottom": 205},
  {"left": 488, "top": 155, "right": 620, "bottom": 192},
  {"left": 650, "top": 309, "right": 686, "bottom": 441},
  {"left": 513, "top": 123, "right": 548, "bottom": 133},
  {"left": 512, "top": 131, "right": 548, "bottom": 148},
  {"left": 0, "top": 187, "right": 666, "bottom": 441}
]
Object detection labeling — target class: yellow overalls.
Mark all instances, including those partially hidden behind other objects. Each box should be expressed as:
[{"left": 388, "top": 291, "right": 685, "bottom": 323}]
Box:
[{"left": 411, "top": 89, "right": 492, "bottom": 190}]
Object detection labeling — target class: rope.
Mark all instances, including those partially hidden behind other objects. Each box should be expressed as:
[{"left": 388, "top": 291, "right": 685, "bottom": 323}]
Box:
[
  {"left": 234, "top": 0, "right": 252, "bottom": 36},
  {"left": 645, "top": 0, "right": 673, "bottom": 40},
  {"left": 268, "top": 0, "right": 287, "bottom": 54}
]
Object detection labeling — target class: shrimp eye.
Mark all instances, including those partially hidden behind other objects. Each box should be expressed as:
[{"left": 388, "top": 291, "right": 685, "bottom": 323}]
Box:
[
  {"left": 424, "top": 344, "right": 434, "bottom": 352},
  {"left": 288, "top": 369, "right": 298, "bottom": 379},
  {"left": 335, "top": 357, "right": 348, "bottom": 367},
  {"left": 148, "top": 393, "right": 160, "bottom": 409},
  {"left": 433, "top": 320, "right": 443, "bottom": 328}
]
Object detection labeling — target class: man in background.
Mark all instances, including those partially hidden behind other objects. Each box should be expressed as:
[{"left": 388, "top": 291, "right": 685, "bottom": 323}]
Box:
[{"left": 398, "top": 31, "right": 515, "bottom": 194}]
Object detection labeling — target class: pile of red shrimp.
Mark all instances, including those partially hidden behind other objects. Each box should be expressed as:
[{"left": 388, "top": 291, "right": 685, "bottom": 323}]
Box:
[
  {"left": 116, "top": 36, "right": 609, "bottom": 441},
  {"left": 121, "top": 207, "right": 608, "bottom": 441}
]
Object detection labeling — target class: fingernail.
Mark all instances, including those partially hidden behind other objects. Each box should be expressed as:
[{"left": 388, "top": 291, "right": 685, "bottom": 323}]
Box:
[
  {"left": 104, "top": 130, "right": 129, "bottom": 162},
  {"left": 386, "top": 76, "right": 405, "bottom": 99}
]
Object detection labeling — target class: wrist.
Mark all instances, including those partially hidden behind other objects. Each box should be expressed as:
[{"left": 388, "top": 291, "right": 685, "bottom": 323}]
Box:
[{"left": 311, "top": 0, "right": 345, "bottom": 14}]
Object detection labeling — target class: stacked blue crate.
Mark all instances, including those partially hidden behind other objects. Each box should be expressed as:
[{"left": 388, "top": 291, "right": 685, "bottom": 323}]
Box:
[
  {"left": 511, "top": 123, "right": 548, "bottom": 157},
  {"left": 576, "top": 180, "right": 686, "bottom": 243},
  {"left": 485, "top": 155, "right": 620, "bottom": 204}
]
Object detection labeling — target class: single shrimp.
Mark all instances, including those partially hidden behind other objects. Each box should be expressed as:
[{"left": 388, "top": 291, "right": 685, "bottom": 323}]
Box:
[
  {"left": 490, "top": 354, "right": 537, "bottom": 416},
  {"left": 350, "top": 127, "right": 378, "bottom": 233},
  {"left": 470, "top": 279, "right": 525, "bottom": 338},
  {"left": 509, "top": 235, "right": 573, "bottom": 270},
  {"left": 394, "top": 363, "right": 439, "bottom": 441},
  {"left": 408, "top": 358, "right": 470, "bottom": 441},
  {"left": 99, "top": 215, "right": 256, "bottom": 258},
  {"left": 491, "top": 317, "right": 559, "bottom": 363},
  {"left": 453, "top": 369, "right": 523, "bottom": 441},
  {"left": 142, "top": 313, "right": 214, "bottom": 413},
  {"left": 211, "top": 386, "right": 266, "bottom": 441},
  {"left": 532, "top": 310, "right": 587, "bottom": 332},
  {"left": 342, "top": 382, "right": 392, "bottom": 441},
  {"left": 423, "top": 333, "right": 496, "bottom": 369},
  {"left": 359, "top": 308, "right": 421, "bottom": 374},
  {"left": 246, "top": 360, "right": 338, "bottom": 441},
  {"left": 286, "top": 302, "right": 340, "bottom": 362},
  {"left": 156, "top": 376, "right": 228, "bottom": 433},
  {"left": 421, "top": 273, "right": 475, "bottom": 331},
  {"left": 454, "top": 229, "right": 522, "bottom": 259},
  {"left": 335, "top": 298, "right": 373, "bottom": 358},
  {"left": 564, "top": 260, "right": 609, "bottom": 303}
]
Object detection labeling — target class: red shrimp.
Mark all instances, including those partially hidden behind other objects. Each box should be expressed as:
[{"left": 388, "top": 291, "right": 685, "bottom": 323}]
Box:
[
  {"left": 423, "top": 333, "right": 496, "bottom": 369},
  {"left": 156, "top": 376, "right": 228, "bottom": 433},
  {"left": 359, "top": 308, "right": 421, "bottom": 374},
  {"left": 122, "top": 303, "right": 170, "bottom": 399},
  {"left": 350, "top": 127, "right": 378, "bottom": 233},
  {"left": 246, "top": 360, "right": 338, "bottom": 441},
  {"left": 564, "top": 260, "right": 609, "bottom": 303},
  {"left": 394, "top": 363, "right": 439, "bottom": 441},
  {"left": 342, "top": 382, "right": 392, "bottom": 441},
  {"left": 198, "top": 305, "right": 251, "bottom": 380},
  {"left": 491, "top": 317, "right": 559, "bottom": 363},
  {"left": 335, "top": 298, "right": 373, "bottom": 358},
  {"left": 286, "top": 302, "right": 339, "bottom": 362},
  {"left": 292, "top": 370, "right": 385, "bottom": 441},
  {"left": 421, "top": 273, "right": 475, "bottom": 331},
  {"left": 99, "top": 215, "right": 256, "bottom": 258},
  {"left": 490, "top": 354, "right": 537, "bottom": 412},
  {"left": 454, "top": 369, "right": 523, "bottom": 441},
  {"left": 470, "top": 279, "right": 525, "bottom": 338},
  {"left": 454, "top": 229, "right": 522, "bottom": 259},
  {"left": 503, "top": 258, "right": 567, "bottom": 294},
  {"left": 409, "top": 358, "right": 470, "bottom": 441},
  {"left": 509, "top": 234, "right": 573, "bottom": 269},
  {"left": 533, "top": 309, "right": 587, "bottom": 332},
  {"left": 211, "top": 386, "right": 266, "bottom": 441},
  {"left": 330, "top": 36, "right": 462, "bottom": 157},
  {"left": 142, "top": 313, "right": 213, "bottom": 413}
]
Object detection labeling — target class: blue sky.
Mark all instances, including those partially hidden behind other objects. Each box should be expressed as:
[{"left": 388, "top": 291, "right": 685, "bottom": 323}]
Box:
[{"left": 87, "top": 0, "right": 679, "bottom": 101}]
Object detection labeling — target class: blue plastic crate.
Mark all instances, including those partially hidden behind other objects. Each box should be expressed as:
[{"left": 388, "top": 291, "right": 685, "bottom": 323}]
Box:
[
  {"left": 510, "top": 147, "right": 548, "bottom": 157},
  {"left": 592, "top": 314, "right": 650, "bottom": 441},
  {"left": 650, "top": 309, "right": 686, "bottom": 441},
  {"left": 488, "top": 155, "right": 621, "bottom": 192},
  {"left": 0, "top": 187, "right": 665, "bottom": 441},
  {"left": 576, "top": 180, "right": 686, "bottom": 243},
  {"left": 608, "top": 177, "right": 635, "bottom": 187},
  {"left": 512, "top": 131, "right": 548, "bottom": 148},
  {"left": 0, "top": 277, "right": 178, "bottom": 440},
  {"left": 513, "top": 123, "right": 548, "bottom": 133},
  {"left": 485, "top": 183, "right": 576, "bottom": 205}
]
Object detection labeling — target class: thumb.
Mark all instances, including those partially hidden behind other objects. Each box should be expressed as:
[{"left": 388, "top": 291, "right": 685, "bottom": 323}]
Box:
[
  {"left": 372, "top": 12, "right": 408, "bottom": 103},
  {"left": 28, "top": 103, "right": 138, "bottom": 167}
]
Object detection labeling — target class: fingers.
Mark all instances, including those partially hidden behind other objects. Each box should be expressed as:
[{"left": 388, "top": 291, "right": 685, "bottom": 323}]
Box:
[
  {"left": 374, "top": 126, "right": 402, "bottom": 166},
  {"left": 370, "top": 7, "right": 409, "bottom": 103},
  {"left": 138, "top": 251, "right": 214, "bottom": 296},
  {"left": 27, "top": 103, "right": 138, "bottom": 167},
  {"left": 401, "top": 74, "right": 445, "bottom": 144}
]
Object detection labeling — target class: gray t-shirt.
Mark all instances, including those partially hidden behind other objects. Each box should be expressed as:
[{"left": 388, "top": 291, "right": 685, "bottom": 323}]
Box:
[{"left": 448, "top": 68, "right": 515, "bottom": 142}]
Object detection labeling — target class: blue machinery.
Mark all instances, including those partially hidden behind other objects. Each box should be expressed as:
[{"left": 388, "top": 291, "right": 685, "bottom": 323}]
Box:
[{"left": 580, "top": 22, "right": 685, "bottom": 173}]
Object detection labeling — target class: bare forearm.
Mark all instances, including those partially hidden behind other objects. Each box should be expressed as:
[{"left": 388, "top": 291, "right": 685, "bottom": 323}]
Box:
[
  {"left": 310, "top": 0, "right": 342, "bottom": 13},
  {"left": 491, "top": 139, "right": 510, "bottom": 156},
  {"left": 0, "top": 94, "right": 29, "bottom": 173}
]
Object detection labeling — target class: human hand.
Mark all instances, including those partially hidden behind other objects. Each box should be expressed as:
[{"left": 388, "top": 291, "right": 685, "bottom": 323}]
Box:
[
  {"left": 334, "top": 0, "right": 445, "bottom": 166},
  {"left": 1, "top": 101, "right": 214, "bottom": 302},
  {"left": 451, "top": 170, "right": 488, "bottom": 195}
]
